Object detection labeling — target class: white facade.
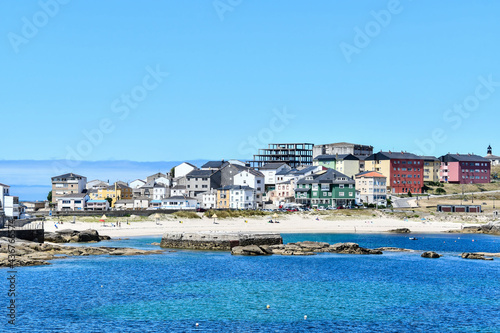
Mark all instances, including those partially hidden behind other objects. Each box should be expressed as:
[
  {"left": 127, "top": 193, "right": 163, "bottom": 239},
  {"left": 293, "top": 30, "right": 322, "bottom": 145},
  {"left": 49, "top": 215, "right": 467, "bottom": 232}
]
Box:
[
  {"left": 260, "top": 164, "right": 291, "bottom": 186},
  {"left": 0, "top": 183, "right": 10, "bottom": 212},
  {"left": 56, "top": 194, "right": 89, "bottom": 211},
  {"left": 229, "top": 187, "right": 257, "bottom": 209},
  {"left": 134, "top": 198, "right": 150, "bottom": 209},
  {"left": 152, "top": 185, "right": 169, "bottom": 200},
  {"left": 174, "top": 162, "right": 197, "bottom": 178},
  {"left": 86, "top": 199, "right": 109, "bottom": 211},
  {"left": 171, "top": 186, "right": 188, "bottom": 197},
  {"left": 233, "top": 170, "right": 265, "bottom": 207},
  {"left": 4, "top": 196, "right": 21, "bottom": 219},
  {"left": 115, "top": 200, "right": 134, "bottom": 210},
  {"left": 161, "top": 197, "right": 197, "bottom": 210},
  {"left": 86, "top": 179, "right": 109, "bottom": 190},
  {"left": 355, "top": 172, "right": 387, "bottom": 205},
  {"left": 201, "top": 190, "right": 217, "bottom": 209},
  {"left": 130, "top": 179, "right": 146, "bottom": 189},
  {"left": 154, "top": 177, "right": 170, "bottom": 187}
]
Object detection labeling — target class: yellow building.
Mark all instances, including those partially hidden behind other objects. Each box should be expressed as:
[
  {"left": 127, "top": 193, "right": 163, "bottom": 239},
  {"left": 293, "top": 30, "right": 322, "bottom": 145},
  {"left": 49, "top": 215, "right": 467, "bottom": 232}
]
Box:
[
  {"left": 422, "top": 156, "right": 440, "bottom": 183},
  {"left": 89, "top": 182, "right": 133, "bottom": 207},
  {"left": 216, "top": 186, "right": 231, "bottom": 209}
]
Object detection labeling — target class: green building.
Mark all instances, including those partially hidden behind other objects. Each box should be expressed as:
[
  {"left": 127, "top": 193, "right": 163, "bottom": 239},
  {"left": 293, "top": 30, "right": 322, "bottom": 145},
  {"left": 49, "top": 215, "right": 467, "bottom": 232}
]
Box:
[{"left": 295, "top": 169, "right": 355, "bottom": 208}]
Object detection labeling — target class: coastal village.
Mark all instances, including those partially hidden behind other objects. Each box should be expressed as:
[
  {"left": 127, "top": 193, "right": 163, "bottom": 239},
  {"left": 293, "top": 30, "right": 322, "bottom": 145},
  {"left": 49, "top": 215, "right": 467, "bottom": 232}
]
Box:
[{"left": 1, "top": 142, "right": 499, "bottom": 218}]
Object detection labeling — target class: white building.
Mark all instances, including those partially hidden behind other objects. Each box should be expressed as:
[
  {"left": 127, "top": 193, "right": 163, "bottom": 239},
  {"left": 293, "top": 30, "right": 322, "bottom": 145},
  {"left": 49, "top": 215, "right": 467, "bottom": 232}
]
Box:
[
  {"left": 129, "top": 179, "right": 146, "bottom": 189},
  {"left": 201, "top": 190, "right": 217, "bottom": 209},
  {"left": 259, "top": 163, "right": 292, "bottom": 188},
  {"left": 228, "top": 185, "right": 257, "bottom": 209},
  {"left": 115, "top": 199, "right": 134, "bottom": 210},
  {"left": 0, "top": 183, "right": 10, "bottom": 212},
  {"left": 56, "top": 193, "right": 89, "bottom": 211},
  {"left": 152, "top": 184, "right": 169, "bottom": 200},
  {"left": 355, "top": 171, "right": 387, "bottom": 205},
  {"left": 86, "top": 179, "right": 109, "bottom": 190},
  {"left": 86, "top": 199, "right": 109, "bottom": 211},
  {"left": 233, "top": 169, "right": 265, "bottom": 207},
  {"left": 161, "top": 196, "right": 197, "bottom": 210},
  {"left": 134, "top": 197, "right": 150, "bottom": 209},
  {"left": 174, "top": 162, "right": 198, "bottom": 178}
]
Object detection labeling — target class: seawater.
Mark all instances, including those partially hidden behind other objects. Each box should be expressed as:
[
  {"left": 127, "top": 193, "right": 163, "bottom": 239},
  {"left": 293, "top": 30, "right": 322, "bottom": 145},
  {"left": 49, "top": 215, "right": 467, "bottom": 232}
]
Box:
[{"left": 5, "top": 233, "right": 500, "bottom": 332}]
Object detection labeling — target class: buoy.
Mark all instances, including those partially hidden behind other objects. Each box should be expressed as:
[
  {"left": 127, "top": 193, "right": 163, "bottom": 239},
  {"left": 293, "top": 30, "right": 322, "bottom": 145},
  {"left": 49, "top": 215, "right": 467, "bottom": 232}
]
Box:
[
  {"left": 101, "top": 285, "right": 103, "bottom": 288},
  {"left": 266, "top": 305, "right": 270, "bottom": 309},
  {"left": 195, "top": 323, "right": 199, "bottom": 327},
  {"left": 472, "top": 239, "right": 475, "bottom": 242},
  {"left": 304, "top": 315, "right": 307, "bottom": 320}
]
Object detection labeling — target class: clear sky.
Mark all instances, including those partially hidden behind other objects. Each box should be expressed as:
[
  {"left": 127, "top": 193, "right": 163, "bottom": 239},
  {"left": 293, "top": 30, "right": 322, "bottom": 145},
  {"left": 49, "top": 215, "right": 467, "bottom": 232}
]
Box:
[{"left": 1, "top": 0, "right": 499, "bottom": 163}]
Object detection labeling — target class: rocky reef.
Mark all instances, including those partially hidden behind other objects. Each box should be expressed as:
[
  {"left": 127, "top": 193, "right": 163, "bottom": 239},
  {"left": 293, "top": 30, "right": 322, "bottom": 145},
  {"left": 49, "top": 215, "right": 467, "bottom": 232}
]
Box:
[
  {"left": 44, "top": 229, "right": 111, "bottom": 243},
  {"left": 387, "top": 228, "right": 411, "bottom": 233},
  {"left": 231, "top": 241, "right": 383, "bottom": 256},
  {"left": 448, "top": 221, "right": 500, "bottom": 235},
  {"left": 160, "top": 232, "right": 283, "bottom": 251},
  {"left": 0, "top": 238, "right": 164, "bottom": 267}
]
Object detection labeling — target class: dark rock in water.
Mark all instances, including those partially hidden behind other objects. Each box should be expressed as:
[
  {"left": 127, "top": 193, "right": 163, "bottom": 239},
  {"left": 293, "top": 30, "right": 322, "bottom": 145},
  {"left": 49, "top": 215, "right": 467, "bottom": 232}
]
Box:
[
  {"left": 329, "top": 242, "right": 382, "bottom": 255},
  {"left": 388, "top": 228, "right": 411, "bottom": 233},
  {"left": 480, "top": 222, "right": 500, "bottom": 235},
  {"left": 374, "top": 247, "right": 414, "bottom": 252},
  {"left": 461, "top": 253, "right": 494, "bottom": 260},
  {"left": 231, "top": 245, "right": 270, "bottom": 256},
  {"left": 421, "top": 251, "right": 441, "bottom": 258},
  {"left": 44, "top": 229, "right": 109, "bottom": 243}
]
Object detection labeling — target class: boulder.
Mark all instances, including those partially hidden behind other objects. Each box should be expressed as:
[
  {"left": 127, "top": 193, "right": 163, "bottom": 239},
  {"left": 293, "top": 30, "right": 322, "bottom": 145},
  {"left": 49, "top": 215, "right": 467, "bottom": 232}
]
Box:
[
  {"left": 329, "top": 242, "right": 382, "bottom": 255},
  {"left": 231, "top": 245, "right": 269, "bottom": 256},
  {"left": 461, "top": 253, "right": 494, "bottom": 260},
  {"left": 388, "top": 228, "right": 411, "bottom": 233},
  {"left": 421, "top": 251, "right": 441, "bottom": 258},
  {"left": 480, "top": 222, "right": 500, "bottom": 235}
]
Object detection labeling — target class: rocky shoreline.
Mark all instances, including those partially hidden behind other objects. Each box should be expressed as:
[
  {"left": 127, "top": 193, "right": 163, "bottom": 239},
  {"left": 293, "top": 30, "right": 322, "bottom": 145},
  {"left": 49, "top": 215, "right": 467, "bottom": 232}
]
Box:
[
  {"left": 1, "top": 228, "right": 164, "bottom": 268},
  {"left": 447, "top": 221, "right": 500, "bottom": 236}
]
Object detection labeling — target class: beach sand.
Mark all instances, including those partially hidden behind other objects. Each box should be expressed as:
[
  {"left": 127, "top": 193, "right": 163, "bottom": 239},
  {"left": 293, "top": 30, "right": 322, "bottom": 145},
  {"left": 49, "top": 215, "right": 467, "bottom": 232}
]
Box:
[{"left": 43, "top": 214, "right": 466, "bottom": 238}]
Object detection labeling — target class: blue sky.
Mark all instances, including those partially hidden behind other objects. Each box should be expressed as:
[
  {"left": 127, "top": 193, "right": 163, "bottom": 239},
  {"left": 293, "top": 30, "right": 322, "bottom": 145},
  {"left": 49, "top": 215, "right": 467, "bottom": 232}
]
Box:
[{"left": 1, "top": 1, "right": 499, "bottom": 164}]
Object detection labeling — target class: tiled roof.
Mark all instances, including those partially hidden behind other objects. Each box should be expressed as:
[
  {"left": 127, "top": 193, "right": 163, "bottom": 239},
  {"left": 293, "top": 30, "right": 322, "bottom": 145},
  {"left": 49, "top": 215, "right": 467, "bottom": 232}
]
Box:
[
  {"left": 201, "top": 161, "right": 225, "bottom": 169},
  {"left": 314, "top": 154, "right": 359, "bottom": 161},
  {"left": 355, "top": 171, "right": 386, "bottom": 178},
  {"left": 297, "top": 169, "right": 354, "bottom": 185},
  {"left": 52, "top": 173, "right": 86, "bottom": 179},
  {"left": 365, "top": 152, "right": 423, "bottom": 161},
  {"left": 259, "top": 162, "right": 287, "bottom": 170},
  {"left": 439, "top": 154, "right": 490, "bottom": 163}
]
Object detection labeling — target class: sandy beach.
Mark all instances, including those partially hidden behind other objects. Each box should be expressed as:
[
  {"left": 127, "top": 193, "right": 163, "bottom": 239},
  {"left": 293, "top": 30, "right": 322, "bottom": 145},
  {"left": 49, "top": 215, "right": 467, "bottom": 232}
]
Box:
[{"left": 43, "top": 214, "right": 468, "bottom": 238}]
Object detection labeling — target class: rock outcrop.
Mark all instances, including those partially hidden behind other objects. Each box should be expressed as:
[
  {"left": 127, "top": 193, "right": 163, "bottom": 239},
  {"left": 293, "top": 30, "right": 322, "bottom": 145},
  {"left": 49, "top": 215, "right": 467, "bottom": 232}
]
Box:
[
  {"left": 0, "top": 238, "right": 164, "bottom": 267},
  {"left": 421, "top": 251, "right": 441, "bottom": 258},
  {"left": 231, "top": 241, "right": 382, "bottom": 256},
  {"left": 387, "top": 228, "right": 411, "bottom": 233},
  {"left": 160, "top": 232, "right": 283, "bottom": 251},
  {"left": 374, "top": 247, "right": 414, "bottom": 252},
  {"left": 44, "top": 229, "right": 110, "bottom": 243},
  {"left": 461, "top": 252, "right": 494, "bottom": 260},
  {"left": 448, "top": 221, "right": 500, "bottom": 235}
]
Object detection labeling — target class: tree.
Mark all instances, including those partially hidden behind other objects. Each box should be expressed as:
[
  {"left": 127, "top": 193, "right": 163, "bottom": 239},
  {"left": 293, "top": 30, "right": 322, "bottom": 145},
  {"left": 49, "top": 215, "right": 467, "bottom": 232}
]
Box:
[
  {"left": 386, "top": 197, "right": 393, "bottom": 207},
  {"left": 170, "top": 166, "right": 175, "bottom": 178},
  {"left": 47, "top": 191, "right": 52, "bottom": 202},
  {"left": 105, "top": 197, "right": 113, "bottom": 207},
  {"left": 435, "top": 188, "right": 446, "bottom": 195},
  {"left": 407, "top": 191, "right": 412, "bottom": 197}
]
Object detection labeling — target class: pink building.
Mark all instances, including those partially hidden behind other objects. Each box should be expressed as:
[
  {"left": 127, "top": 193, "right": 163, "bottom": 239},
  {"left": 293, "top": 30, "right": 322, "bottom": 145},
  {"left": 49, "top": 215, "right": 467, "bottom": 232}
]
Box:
[{"left": 439, "top": 154, "right": 491, "bottom": 184}]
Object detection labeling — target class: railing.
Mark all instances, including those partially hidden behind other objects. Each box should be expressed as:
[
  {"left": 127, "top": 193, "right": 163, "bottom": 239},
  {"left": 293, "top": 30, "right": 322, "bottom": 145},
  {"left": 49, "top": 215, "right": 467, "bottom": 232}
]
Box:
[{"left": 4, "top": 220, "right": 44, "bottom": 230}]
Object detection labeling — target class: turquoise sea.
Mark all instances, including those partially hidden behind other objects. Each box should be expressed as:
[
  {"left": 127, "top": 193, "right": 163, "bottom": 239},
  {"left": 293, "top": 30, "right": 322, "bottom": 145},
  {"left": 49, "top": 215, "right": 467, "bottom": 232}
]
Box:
[{"left": 5, "top": 233, "right": 500, "bottom": 332}]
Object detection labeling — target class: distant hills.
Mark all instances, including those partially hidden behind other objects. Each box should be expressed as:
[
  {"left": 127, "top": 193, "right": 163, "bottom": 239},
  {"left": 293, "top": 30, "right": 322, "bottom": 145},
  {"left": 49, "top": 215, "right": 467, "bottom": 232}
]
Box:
[{"left": 0, "top": 159, "right": 208, "bottom": 201}]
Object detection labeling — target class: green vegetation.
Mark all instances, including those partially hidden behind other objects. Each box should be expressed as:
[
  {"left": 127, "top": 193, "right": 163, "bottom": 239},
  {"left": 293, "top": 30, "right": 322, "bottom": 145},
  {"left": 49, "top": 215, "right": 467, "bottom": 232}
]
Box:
[
  {"left": 204, "top": 210, "right": 267, "bottom": 219},
  {"left": 435, "top": 188, "right": 446, "bottom": 195},
  {"left": 105, "top": 197, "right": 113, "bottom": 206},
  {"left": 47, "top": 191, "right": 52, "bottom": 202},
  {"left": 173, "top": 211, "right": 201, "bottom": 219}
]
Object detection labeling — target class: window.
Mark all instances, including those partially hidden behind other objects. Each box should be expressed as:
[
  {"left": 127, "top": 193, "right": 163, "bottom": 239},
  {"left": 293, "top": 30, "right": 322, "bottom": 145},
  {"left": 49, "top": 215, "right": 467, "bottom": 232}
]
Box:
[
  {"left": 339, "top": 192, "right": 345, "bottom": 197},
  {"left": 339, "top": 184, "right": 344, "bottom": 189}
]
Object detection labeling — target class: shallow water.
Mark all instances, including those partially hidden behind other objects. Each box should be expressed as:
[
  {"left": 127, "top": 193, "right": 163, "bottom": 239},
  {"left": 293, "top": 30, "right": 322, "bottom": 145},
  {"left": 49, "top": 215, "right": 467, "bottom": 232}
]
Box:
[{"left": 5, "top": 233, "right": 500, "bottom": 332}]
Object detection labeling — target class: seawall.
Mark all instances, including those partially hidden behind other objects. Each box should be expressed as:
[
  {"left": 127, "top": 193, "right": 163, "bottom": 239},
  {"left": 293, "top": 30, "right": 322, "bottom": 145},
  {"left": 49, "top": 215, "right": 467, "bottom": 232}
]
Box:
[{"left": 160, "top": 232, "right": 283, "bottom": 251}]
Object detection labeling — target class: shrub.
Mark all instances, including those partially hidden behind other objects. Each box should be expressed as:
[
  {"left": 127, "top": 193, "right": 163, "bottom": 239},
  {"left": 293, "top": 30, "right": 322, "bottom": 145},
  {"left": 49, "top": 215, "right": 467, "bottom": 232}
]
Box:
[
  {"left": 435, "top": 188, "right": 446, "bottom": 195},
  {"left": 173, "top": 211, "right": 201, "bottom": 219}
]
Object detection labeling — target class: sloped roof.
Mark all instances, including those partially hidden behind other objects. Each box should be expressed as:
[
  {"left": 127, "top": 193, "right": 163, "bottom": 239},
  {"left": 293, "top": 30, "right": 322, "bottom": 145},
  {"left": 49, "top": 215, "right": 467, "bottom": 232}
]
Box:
[
  {"left": 201, "top": 161, "right": 225, "bottom": 169},
  {"left": 259, "top": 162, "right": 287, "bottom": 170},
  {"left": 314, "top": 154, "right": 359, "bottom": 161},
  {"left": 52, "top": 173, "right": 86, "bottom": 180},
  {"left": 186, "top": 169, "right": 217, "bottom": 178},
  {"left": 297, "top": 169, "right": 354, "bottom": 185},
  {"left": 0, "top": 183, "right": 10, "bottom": 187},
  {"left": 365, "top": 152, "right": 423, "bottom": 161},
  {"left": 218, "top": 185, "right": 254, "bottom": 191},
  {"left": 57, "top": 193, "right": 88, "bottom": 199},
  {"left": 439, "top": 153, "right": 490, "bottom": 163},
  {"left": 355, "top": 171, "right": 386, "bottom": 178},
  {"left": 163, "top": 196, "right": 197, "bottom": 201}
]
